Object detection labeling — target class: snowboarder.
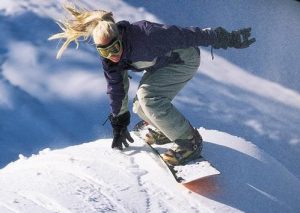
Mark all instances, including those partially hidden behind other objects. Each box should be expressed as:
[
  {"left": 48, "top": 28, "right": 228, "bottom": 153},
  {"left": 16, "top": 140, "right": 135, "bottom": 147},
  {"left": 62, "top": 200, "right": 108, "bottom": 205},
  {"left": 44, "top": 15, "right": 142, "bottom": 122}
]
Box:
[{"left": 49, "top": 5, "right": 255, "bottom": 166}]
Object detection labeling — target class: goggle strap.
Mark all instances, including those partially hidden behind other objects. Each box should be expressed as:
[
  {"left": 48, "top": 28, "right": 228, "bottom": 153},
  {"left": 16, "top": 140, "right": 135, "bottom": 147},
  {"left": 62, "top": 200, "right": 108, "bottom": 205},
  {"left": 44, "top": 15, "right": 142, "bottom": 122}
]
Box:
[{"left": 96, "top": 37, "right": 119, "bottom": 49}]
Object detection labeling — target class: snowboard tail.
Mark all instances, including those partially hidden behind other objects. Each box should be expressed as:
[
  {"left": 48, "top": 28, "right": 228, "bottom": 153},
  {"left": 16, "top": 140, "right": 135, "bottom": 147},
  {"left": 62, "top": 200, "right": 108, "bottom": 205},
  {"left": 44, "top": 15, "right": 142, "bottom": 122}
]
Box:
[{"left": 132, "top": 121, "right": 220, "bottom": 184}]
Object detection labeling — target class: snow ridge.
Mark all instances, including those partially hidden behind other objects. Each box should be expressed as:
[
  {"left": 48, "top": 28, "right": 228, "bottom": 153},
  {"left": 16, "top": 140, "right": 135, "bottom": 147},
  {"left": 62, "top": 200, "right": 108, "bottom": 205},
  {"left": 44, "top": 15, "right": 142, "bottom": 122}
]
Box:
[{"left": 0, "top": 129, "right": 299, "bottom": 213}]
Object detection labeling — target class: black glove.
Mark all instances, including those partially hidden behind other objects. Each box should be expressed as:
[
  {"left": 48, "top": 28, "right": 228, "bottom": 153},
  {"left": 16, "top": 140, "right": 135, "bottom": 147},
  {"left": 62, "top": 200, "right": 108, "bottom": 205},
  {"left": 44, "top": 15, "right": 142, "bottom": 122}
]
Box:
[
  {"left": 109, "top": 111, "right": 134, "bottom": 150},
  {"left": 230, "top": 28, "right": 256, "bottom": 48},
  {"left": 213, "top": 27, "right": 256, "bottom": 49}
]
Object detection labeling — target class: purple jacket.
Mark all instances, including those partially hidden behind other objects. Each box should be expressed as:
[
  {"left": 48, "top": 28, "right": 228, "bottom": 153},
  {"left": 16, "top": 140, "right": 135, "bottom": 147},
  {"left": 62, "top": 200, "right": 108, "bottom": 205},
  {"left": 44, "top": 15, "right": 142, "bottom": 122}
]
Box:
[{"left": 101, "top": 20, "right": 218, "bottom": 116}]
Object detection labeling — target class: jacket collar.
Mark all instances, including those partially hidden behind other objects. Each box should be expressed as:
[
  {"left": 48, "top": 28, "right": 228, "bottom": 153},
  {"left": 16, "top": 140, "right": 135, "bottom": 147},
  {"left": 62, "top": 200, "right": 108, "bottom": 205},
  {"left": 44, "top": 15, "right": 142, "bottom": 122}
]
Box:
[{"left": 116, "top": 21, "right": 132, "bottom": 63}]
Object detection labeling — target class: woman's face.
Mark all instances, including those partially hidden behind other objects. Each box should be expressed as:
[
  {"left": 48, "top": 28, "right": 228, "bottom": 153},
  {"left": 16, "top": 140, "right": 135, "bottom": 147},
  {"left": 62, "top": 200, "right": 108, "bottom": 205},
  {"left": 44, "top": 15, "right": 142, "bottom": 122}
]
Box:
[{"left": 96, "top": 36, "right": 123, "bottom": 63}]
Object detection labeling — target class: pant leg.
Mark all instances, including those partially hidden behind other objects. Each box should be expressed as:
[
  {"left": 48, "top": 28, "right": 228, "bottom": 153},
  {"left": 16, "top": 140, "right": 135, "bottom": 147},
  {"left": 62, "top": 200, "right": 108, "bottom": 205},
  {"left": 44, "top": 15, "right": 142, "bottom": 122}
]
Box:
[
  {"left": 133, "top": 96, "right": 155, "bottom": 125},
  {"left": 132, "top": 47, "right": 200, "bottom": 141}
]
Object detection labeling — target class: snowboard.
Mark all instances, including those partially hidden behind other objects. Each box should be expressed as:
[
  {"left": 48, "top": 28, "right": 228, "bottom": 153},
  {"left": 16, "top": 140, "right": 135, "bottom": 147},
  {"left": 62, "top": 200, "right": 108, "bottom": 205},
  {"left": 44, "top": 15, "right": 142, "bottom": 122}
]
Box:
[{"left": 132, "top": 121, "right": 220, "bottom": 184}]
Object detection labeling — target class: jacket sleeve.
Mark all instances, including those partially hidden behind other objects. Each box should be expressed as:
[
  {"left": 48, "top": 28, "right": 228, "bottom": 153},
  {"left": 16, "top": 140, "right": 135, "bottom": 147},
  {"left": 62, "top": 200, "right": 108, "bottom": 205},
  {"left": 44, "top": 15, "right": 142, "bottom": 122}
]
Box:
[
  {"left": 102, "top": 59, "right": 129, "bottom": 117},
  {"left": 141, "top": 21, "right": 218, "bottom": 53}
]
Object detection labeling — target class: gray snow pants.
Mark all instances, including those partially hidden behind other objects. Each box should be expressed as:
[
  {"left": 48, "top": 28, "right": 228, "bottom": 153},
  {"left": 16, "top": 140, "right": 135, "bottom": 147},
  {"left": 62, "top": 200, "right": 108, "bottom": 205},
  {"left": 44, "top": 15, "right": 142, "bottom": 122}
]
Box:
[{"left": 133, "top": 47, "right": 200, "bottom": 141}]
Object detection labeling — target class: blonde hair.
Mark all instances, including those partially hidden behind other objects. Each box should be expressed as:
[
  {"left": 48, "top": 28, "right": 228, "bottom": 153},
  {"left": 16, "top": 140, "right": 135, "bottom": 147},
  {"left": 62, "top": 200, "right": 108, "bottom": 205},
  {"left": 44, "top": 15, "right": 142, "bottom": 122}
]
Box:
[{"left": 48, "top": 3, "right": 118, "bottom": 59}]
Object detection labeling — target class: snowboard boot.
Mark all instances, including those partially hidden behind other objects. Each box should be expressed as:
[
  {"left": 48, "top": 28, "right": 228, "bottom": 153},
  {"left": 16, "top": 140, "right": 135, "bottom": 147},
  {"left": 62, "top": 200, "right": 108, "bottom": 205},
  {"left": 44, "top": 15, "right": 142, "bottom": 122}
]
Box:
[
  {"left": 145, "top": 128, "right": 172, "bottom": 145},
  {"left": 162, "top": 129, "right": 203, "bottom": 166}
]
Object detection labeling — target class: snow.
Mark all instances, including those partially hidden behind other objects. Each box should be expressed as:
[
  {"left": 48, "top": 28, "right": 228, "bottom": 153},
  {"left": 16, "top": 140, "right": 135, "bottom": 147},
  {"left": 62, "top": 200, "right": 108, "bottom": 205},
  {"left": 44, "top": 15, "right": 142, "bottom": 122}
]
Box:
[
  {"left": 1, "top": 128, "right": 299, "bottom": 213},
  {"left": 0, "top": 0, "right": 300, "bottom": 212},
  {"left": 0, "top": 134, "right": 205, "bottom": 212},
  {"left": 199, "top": 50, "right": 300, "bottom": 109}
]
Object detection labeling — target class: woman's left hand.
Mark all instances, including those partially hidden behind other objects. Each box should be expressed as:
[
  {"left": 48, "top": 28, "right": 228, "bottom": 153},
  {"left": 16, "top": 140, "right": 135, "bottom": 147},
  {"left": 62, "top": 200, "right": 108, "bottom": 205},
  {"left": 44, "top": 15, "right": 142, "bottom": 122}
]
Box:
[{"left": 230, "top": 28, "right": 256, "bottom": 49}]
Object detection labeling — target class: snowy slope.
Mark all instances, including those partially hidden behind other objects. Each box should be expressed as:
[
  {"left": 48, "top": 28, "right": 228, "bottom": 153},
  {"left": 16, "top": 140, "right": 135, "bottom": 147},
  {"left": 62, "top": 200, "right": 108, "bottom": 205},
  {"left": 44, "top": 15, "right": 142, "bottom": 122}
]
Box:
[
  {"left": 1, "top": 129, "right": 299, "bottom": 213},
  {"left": 1, "top": 0, "right": 299, "bottom": 173},
  {"left": 0, "top": 0, "right": 300, "bottom": 212}
]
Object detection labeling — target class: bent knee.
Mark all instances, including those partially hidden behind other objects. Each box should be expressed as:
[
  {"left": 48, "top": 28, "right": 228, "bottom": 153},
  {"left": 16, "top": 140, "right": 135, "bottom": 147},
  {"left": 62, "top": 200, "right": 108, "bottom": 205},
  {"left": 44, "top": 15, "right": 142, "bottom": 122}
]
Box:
[{"left": 137, "top": 88, "right": 170, "bottom": 116}]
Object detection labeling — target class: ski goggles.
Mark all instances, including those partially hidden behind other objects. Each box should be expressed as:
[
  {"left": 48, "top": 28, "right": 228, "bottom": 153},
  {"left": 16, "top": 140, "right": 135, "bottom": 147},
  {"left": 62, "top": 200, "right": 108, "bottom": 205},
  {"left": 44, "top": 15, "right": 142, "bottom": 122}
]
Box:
[{"left": 96, "top": 37, "right": 122, "bottom": 58}]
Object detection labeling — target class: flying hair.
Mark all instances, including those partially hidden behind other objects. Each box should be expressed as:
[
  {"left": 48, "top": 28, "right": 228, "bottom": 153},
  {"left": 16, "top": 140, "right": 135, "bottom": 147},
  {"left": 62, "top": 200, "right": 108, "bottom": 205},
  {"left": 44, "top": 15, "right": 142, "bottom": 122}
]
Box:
[{"left": 48, "top": 3, "right": 117, "bottom": 59}]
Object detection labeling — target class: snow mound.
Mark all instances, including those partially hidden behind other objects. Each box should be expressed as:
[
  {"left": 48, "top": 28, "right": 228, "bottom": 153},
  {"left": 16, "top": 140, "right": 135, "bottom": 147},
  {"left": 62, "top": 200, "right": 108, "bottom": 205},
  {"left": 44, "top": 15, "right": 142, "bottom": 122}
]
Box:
[{"left": 0, "top": 128, "right": 299, "bottom": 213}]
